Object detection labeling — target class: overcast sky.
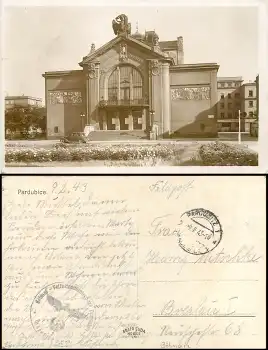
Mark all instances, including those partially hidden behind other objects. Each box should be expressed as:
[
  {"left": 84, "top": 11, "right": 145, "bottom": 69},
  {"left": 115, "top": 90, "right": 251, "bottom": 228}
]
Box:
[{"left": 3, "top": 6, "right": 258, "bottom": 102}]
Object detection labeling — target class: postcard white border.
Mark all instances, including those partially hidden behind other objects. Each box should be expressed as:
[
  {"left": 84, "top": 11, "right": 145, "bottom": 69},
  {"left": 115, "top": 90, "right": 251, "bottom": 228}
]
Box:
[{"left": 1, "top": 0, "right": 267, "bottom": 174}]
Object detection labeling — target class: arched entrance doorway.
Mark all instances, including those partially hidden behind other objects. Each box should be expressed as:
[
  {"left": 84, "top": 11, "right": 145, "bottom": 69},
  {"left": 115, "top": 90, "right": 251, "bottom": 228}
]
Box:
[{"left": 100, "top": 64, "right": 149, "bottom": 131}]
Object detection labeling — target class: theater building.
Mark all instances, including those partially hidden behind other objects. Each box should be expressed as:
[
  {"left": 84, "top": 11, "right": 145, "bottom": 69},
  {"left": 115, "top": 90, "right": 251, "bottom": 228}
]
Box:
[{"left": 43, "top": 14, "right": 219, "bottom": 139}]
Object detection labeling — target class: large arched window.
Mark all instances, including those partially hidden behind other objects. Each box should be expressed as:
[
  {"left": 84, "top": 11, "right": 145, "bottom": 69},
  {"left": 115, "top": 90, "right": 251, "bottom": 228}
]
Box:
[{"left": 108, "top": 65, "right": 143, "bottom": 101}]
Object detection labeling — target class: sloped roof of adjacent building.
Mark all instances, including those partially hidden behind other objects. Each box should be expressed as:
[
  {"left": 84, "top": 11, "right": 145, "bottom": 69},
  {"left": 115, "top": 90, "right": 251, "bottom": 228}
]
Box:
[{"left": 159, "top": 40, "right": 178, "bottom": 50}]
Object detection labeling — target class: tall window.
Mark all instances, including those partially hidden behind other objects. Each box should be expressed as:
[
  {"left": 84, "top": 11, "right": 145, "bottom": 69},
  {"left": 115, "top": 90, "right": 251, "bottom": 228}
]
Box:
[{"left": 108, "top": 65, "right": 143, "bottom": 101}]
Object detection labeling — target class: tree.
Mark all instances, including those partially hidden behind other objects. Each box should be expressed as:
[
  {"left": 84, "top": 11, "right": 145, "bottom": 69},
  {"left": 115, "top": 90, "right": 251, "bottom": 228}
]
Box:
[{"left": 5, "top": 106, "right": 46, "bottom": 139}]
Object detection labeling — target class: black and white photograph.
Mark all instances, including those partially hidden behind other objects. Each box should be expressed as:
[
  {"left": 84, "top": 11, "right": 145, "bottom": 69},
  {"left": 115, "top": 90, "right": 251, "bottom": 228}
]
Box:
[{"left": 2, "top": 2, "right": 267, "bottom": 170}]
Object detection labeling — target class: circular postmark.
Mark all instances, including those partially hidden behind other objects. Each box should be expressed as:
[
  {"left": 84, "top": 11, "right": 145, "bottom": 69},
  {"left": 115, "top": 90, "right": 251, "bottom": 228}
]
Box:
[
  {"left": 177, "top": 208, "right": 222, "bottom": 255},
  {"left": 30, "top": 282, "right": 95, "bottom": 347}
]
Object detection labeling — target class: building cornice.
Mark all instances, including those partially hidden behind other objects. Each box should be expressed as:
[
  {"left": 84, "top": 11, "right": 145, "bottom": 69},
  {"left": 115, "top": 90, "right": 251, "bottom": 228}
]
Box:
[
  {"left": 242, "top": 82, "right": 256, "bottom": 86},
  {"left": 170, "top": 63, "right": 219, "bottom": 72},
  {"left": 42, "top": 70, "right": 84, "bottom": 78},
  {"left": 217, "top": 76, "right": 243, "bottom": 82},
  {"left": 5, "top": 96, "right": 42, "bottom": 101}
]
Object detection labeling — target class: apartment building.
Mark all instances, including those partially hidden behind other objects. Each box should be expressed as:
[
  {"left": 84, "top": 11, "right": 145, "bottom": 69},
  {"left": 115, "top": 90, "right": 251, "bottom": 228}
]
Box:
[
  {"left": 5, "top": 95, "right": 43, "bottom": 110},
  {"left": 216, "top": 77, "right": 243, "bottom": 132},
  {"left": 240, "top": 82, "right": 257, "bottom": 122},
  {"left": 217, "top": 77, "right": 257, "bottom": 132}
]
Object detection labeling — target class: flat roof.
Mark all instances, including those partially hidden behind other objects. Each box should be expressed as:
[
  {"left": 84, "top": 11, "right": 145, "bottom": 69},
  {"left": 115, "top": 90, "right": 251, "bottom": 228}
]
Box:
[
  {"left": 170, "top": 63, "right": 219, "bottom": 71},
  {"left": 242, "top": 82, "right": 256, "bottom": 86},
  {"left": 42, "top": 69, "right": 84, "bottom": 77},
  {"left": 5, "top": 96, "right": 42, "bottom": 101},
  {"left": 217, "top": 77, "right": 243, "bottom": 81}
]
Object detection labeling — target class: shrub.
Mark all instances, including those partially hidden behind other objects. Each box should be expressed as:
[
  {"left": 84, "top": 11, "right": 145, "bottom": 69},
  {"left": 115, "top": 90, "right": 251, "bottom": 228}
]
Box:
[
  {"left": 5, "top": 143, "right": 178, "bottom": 163},
  {"left": 199, "top": 142, "right": 258, "bottom": 166},
  {"left": 5, "top": 141, "right": 258, "bottom": 166}
]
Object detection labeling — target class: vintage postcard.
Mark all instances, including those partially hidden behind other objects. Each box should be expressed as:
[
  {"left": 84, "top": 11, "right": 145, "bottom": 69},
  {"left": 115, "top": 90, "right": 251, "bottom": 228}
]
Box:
[
  {"left": 1, "top": 1, "right": 268, "bottom": 173},
  {"left": 2, "top": 175, "right": 266, "bottom": 348}
]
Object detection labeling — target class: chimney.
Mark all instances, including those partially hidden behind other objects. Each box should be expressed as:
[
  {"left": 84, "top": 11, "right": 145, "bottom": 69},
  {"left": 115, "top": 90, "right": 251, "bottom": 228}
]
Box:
[{"left": 177, "top": 36, "right": 184, "bottom": 64}]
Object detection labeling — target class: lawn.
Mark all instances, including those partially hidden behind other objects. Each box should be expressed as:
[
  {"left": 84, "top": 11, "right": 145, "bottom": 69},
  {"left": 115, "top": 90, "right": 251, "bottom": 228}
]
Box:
[{"left": 5, "top": 141, "right": 258, "bottom": 167}]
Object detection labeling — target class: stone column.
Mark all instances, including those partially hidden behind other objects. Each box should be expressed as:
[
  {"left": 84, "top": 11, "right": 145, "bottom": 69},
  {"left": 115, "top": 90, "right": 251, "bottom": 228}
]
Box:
[
  {"left": 113, "top": 112, "right": 120, "bottom": 130},
  {"left": 87, "top": 62, "right": 100, "bottom": 125},
  {"left": 142, "top": 108, "right": 146, "bottom": 130},
  {"left": 162, "top": 61, "right": 171, "bottom": 135},
  {"left": 128, "top": 111, "right": 133, "bottom": 131},
  {"left": 150, "top": 59, "right": 162, "bottom": 136},
  {"left": 130, "top": 72, "right": 134, "bottom": 100},
  {"left": 102, "top": 111, "right": 107, "bottom": 130},
  {"left": 86, "top": 74, "right": 89, "bottom": 124},
  {"left": 117, "top": 67, "right": 121, "bottom": 101}
]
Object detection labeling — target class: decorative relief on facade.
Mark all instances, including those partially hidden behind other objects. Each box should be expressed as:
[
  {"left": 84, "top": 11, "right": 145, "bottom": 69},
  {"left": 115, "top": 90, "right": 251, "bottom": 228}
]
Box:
[
  {"left": 150, "top": 59, "right": 160, "bottom": 76},
  {"left": 88, "top": 63, "right": 97, "bottom": 79},
  {"left": 48, "top": 91, "right": 82, "bottom": 104},
  {"left": 153, "top": 46, "right": 163, "bottom": 54},
  {"left": 128, "top": 52, "right": 143, "bottom": 63},
  {"left": 90, "top": 43, "right": 95, "bottom": 53},
  {"left": 119, "top": 43, "right": 128, "bottom": 62},
  {"left": 153, "top": 33, "right": 159, "bottom": 46},
  {"left": 166, "top": 51, "right": 176, "bottom": 61},
  {"left": 171, "top": 86, "right": 211, "bottom": 100}
]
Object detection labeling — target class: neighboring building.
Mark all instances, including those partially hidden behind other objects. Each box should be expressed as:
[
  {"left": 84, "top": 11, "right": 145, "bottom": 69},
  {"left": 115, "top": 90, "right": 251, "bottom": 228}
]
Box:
[
  {"left": 5, "top": 95, "right": 43, "bottom": 110},
  {"left": 255, "top": 74, "right": 259, "bottom": 117},
  {"left": 216, "top": 77, "right": 243, "bottom": 132},
  {"left": 217, "top": 78, "right": 258, "bottom": 133},
  {"left": 240, "top": 82, "right": 257, "bottom": 132},
  {"left": 42, "top": 14, "right": 219, "bottom": 139}
]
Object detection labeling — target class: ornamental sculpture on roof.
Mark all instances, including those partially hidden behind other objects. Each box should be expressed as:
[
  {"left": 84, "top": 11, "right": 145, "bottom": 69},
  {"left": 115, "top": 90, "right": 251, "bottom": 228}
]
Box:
[{"left": 112, "top": 14, "right": 131, "bottom": 35}]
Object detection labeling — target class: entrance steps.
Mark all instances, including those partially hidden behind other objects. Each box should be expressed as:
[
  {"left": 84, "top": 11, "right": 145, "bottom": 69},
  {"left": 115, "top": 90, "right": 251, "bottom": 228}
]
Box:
[{"left": 87, "top": 130, "right": 148, "bottom": 141}]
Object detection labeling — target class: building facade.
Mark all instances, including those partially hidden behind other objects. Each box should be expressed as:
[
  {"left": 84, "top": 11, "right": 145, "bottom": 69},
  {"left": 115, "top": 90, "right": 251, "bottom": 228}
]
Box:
[
  {"left": 240, "top": 82, "right": 257, "bottom": 127},
  {"left": 43, "top": 14, "right": 219, "bottom": 139},
  {"left": 5, "top": 95, "right": 43, "bottom": 110},
  {"left": 216, "top": 77, "right": 243, "bottom": 132},
  {"left": 217, "top": 77, "right": 257, "bottom": 133}
]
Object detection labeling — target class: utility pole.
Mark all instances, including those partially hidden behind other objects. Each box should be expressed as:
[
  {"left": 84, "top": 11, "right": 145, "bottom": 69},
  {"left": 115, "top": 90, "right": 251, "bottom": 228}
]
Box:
[{"left": 238, "top": 109, "right": 241, "bottom": 144}]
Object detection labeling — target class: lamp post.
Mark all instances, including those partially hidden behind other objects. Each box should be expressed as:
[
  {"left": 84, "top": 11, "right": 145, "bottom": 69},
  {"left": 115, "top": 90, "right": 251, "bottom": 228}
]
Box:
[
  {"left": 238, "top": 109, "right": 241, "bottom": 144},
  {"left": 80, "top": 112, "right": 86, "bottom": 131}
]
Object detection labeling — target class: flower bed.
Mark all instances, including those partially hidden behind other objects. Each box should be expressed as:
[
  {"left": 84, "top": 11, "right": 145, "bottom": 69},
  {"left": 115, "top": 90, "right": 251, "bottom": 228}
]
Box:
[
  {"left": 198, "top": 142, "right": 258, "bottom": 166},
  {"left": 5, "top": 141, "right": 258, "bottom": 166},
  {"left": 5, "top": 143, "right": 179, "bottom": 163}
]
